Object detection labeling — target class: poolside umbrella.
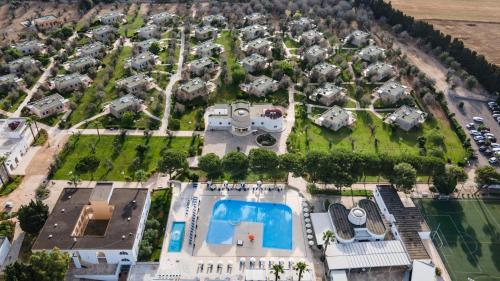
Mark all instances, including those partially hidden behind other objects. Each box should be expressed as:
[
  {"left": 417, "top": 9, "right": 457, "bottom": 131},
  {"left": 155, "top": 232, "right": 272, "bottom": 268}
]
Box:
[
  {"left": 250, "top": 257, "right": 256, "bottom": 265},
  {"left": 269, "top": 258, "right": 275, "bottom": 267},
  {"left": 248, "top": 234, "right": 255, "bottom": 242},
  {"left": 257, "top": 180, "right": 262, "bottom": 185},
  {"left": 302, "top": 202, "right": 308, "bottom": 208},
  {"left": 198, "top": 260, "right": 203, "bottom": 269},
  {"left": 208, "top": 260, "right": 213, "bottom": 266},
  {"left": 259, "top": 258, "right": 266, "bottom": 267},
  {"left": 279, "top": 258, "right": 285, "bottom": 265},
  {"left": 303, "top": 207, "right": 309, "bottom": 213},
  {"left": 306, "top": 229, "right": 312, "bottom": 234},
  {"left": 236, "top": 184, "right": 242, "bottom": 191},
  {"left": 218, "top": 261, "right": 223, "bottom": 267},
  {"left": 307, "top": 234, "right": 313, "bottom": 239},
  {"left": 304, "top": 213, "right": 310, "bottom": 218},
  {"left": 228, "top": 261, "right": 233, "bottom": 268},
  {"left": 305, "top": 218, "right": 311, "bottom": 223},
  {"left": 240, "top": 257, "right": 246, "bottom": 265},
  {"left": 306, "top": 223, "right": 312, "bottom": 228},
  {"left": 308, "top": 240, "right": 314, "bottom": 246}
]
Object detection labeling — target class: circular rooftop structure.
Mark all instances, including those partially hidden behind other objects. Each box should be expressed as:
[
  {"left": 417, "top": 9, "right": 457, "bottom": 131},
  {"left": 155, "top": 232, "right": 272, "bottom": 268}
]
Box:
[{"left": 348, "top": 207, "right": 367, "bottom": 226}]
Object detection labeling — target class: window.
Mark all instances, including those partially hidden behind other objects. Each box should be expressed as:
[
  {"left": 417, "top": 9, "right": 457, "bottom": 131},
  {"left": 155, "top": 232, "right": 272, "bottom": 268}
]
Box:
[
  {"left": 121, "top": 258, "right": 130, "bottom": 262},
  {"left": 261, "top": 122, "right": 264, "bottom": 125},
  {"left": 119, "top": 251, "right": 128, "bottom": 255}
]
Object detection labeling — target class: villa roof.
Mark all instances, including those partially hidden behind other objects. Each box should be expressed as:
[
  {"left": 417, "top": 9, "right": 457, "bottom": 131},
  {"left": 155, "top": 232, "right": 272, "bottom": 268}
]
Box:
[
  {"left": 328, "top": 199, "right": 386, "bottom": 241},
  {"left": 190, "top": 57, "right": 213, "bottom": 68},
  {"left": 312, "top": 62, "right": 339, "bottom": 75},
  {"left": 14, "top": 40, "right": 44, "bottom": 49},
  {"left": 241, "top": 24, "right": 266, "bottom": 33},
  {"left": 116, "top": 74, "right": 151, "bottom": 88},
  {"left": 312, "top": 83, "right": 345, "bottom": 99},
  {"left": 0, "top": 74, "right": 19, "bottom": 84},
  {"left": 377, "top": 81, "right": 409, "bottom": 99},
  {"left": 240, "top": 53, "right": 267, "bottom": 65},
  {"left": 364, "top": 62, "right": 393, "bottom": 74},
  {"left": 318, "top": 105, "right": 349, "bottom": 124},
  {"left": 248, "top": 75, "right": 277, "bottom": 92},
  {"left": 358, "top": 45, "right": 385, "bottom": 59},
  {"left": 306, "top": 45, "right": 327, "bottom": 56},
  {"left": 52, "top": 73, "right": 85, "bottom": 83},
  {"left": 131, "top": 51, "right": 155, "bottom": 63},
  {"left": 180, "top": 78, "right": 206, "bottom": 93},
  {"left": 31, "top": 94, "right": 65, "bottom": 111},
  {"left": 195, "top": 25, "right": 217, "bottom": 33},
  {"left": 389, "top": 105, "right": 425, "bottom": 123},
  {"left": 246, "top": 39, "right": 271, "bottom": 49},
  {"left": 196, "top": 41, "right": 221, "bottom": 52},
  {"left": 136, "top": 39, "right": 159, "bottom": 49},
  {"left": 93, "top": 25, "right": 117, "bottom": 35},
  {"left": 138, "top": 24, "right": 159, "bottom": 33},
  {"left": 110, "top": 94, "right": 141, "bottom": 111},
  {"left": 67, "top": 56, "right": 98, "bottom": 67},
  {"left": 32, "top": 187, "right": 148, "bottom": 251}
]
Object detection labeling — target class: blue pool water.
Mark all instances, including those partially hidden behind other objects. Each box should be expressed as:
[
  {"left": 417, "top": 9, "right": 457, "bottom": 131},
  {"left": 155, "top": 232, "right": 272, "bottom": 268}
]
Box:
[
  {"left": 167, "top": 221, "right": 185, "bottom": 252},
  {"left": 206, "top": 200, "right": 293, "bottom": 250}
]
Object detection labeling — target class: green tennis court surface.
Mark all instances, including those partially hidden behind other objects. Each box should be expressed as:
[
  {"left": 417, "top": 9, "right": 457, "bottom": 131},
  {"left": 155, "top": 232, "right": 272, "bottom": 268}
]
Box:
[{"left": 415, "top": 199, "right": 500, "bottom": 281}]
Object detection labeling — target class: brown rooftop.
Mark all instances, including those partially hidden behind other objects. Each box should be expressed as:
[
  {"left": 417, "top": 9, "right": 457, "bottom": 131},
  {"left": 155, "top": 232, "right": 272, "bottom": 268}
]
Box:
[
  {"left": 32, "top": 187, "right": 149, "bottom": 251},
  {"left": 328, "top": 199, "right": 386, "bottom": 241},
  {"left": 377, "top": 185, "right": 430, "bottom": 260}
]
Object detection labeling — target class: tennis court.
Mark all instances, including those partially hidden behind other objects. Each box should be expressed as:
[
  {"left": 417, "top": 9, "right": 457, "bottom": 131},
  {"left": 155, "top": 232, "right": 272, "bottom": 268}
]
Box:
[{"left": 414, "top": 199, "right": 500, "bottom": 281}]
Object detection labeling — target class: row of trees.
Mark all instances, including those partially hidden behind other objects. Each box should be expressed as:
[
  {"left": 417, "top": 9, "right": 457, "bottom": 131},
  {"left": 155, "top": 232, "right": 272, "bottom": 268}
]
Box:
[{"left": 360, "top": 0, "right": 500, "bottom": 93}]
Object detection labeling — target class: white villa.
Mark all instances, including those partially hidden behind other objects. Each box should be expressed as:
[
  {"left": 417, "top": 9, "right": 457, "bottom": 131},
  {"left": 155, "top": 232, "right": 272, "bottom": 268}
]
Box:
[
  {"left": 149, "top": 12, "right": 176, "bottom": 26},
  {"left": 244, "top": 39, "right": 272, "bottom": 57},
  {"left": 109, "top": 94, "right": 142, "bottom": 118},
  {"left": 243, "top": 13, "right": 266, "bottom": 25},
  {"left": 300, "top": 30, "right": 323, "bottom": 47},
  {"left": 28, "top": 93, "right": 66, "bottom": 118},
  {"left": 362, "top": 62, "right": 396, "bottom": 82},
  {"left": 206, "top": 101, "right": 283, "bottom": 136},
  {"left": 344, "top": 30, "right": 370, "bottom": 47},
  {"left": 92, "top": 25, "right": 118, "bottom": 43},
  {"left": 7, "top": 57, "right": 39, "bottom": 74},
  {"left": 288, "top": 17, "right": 314, "bottom": 35},
  {"left": 358, "top": 45, "right": 386, "bottom": 62},
  {"left": 129, "top": 52, "right": 156, "bottom": 71},
  {"left": 77, "top": 42, "right": 107, "bottom": 59},
  {"left": 188, "top": 57, "right": 217, "bottom": 77},
  {"left": 310, "top": 62, "right": 341, "bottom": 82},
  {"left": 0, "top": 118, "right": 34, "bottom": 173},
  {"left": 376, "top": 81, "right": 411, "bottom": 105},
  {"left": 135, "top": 39, "right": 159, "bottom": 53},
  {"left": 194, "top": 25, "right": 218, "bottom": 41},
  {"left": 240, "top": 75, "right": 279, "bottom": 97},
  {"left": 13, "top": 40, "right": 45, "bottom": 55},
  {"left": 32, "top": 184, "right": 150, "bottom": 281},
  {"left": 385, "top": 105, "right": 427, "bottom": 131},
  {"left": 195, "top": 41, "right": 222, "bottom": 57},
  {"left": 177, "top": 78, "right": 208, "bottom": 101},
  {"left": 304, "top": 45, "right": 329, "bottom": 65},
  {"left": 137, "top": 24, "right": 160, "bottom": 40},
  {"left": 310, "top": 83, "right": 346, "bottom": 106},
  {"left": 116, "top": 74, "right": 153, "bottom": 95},
  {"left": 99, "top": 12, "right": 125, "bottom": 25},
  {"left": 51, "top": 73, "right": 91, "bottom": 93},
  {"left": 202, "top": 14, "right": 226, "bottom": 27},
  {"left": 241, "top": 24, "right": 267, "bottom": 41},
  {"left": 0, "top": 74, "right": 23, "bottom": 90},
  {"left": 240, "top": 53, "right": 268, "bottom": 73},
  {"left": 315, "top": 105, "right": 353, "bottom": 131},
  {"left": 66, "top": 56, "right": 99, "bottom": 73}
]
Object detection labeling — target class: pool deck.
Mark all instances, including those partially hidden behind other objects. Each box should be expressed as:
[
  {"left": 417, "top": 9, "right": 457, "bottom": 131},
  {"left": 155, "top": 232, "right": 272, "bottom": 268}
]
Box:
[{"left": 156, "top": 183, "right": 315, "bottom": 280}]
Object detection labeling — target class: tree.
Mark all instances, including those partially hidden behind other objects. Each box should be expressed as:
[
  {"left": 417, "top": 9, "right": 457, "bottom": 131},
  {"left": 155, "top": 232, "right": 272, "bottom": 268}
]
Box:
[
  {"left": 198, "top": 153, "right": 222, "bottom": 179},
  {"left": 29, "top": 248, "right": 70, "bottom": 281},
  {"left": 0, "top": 156, "right": 11, "bottom": 186},
  {"left": 390, "top": 162, "right": 416, "bottom": 190},
  {"left": 248, "top": 148, "right": 280, "bottom": 174},
  {"left": 271, "top": 264, "right": 284, "bottom": 281},
  {"left": 4, "top": 261, "right": 33, "bottom": 281},
  {"left": 433, "top": 172, "right": 457, "bottom": 195},
  {"left": 157, "top": 150, "right": 188, "bottom": 179},
  {"left": 148, "top": 42, "right": 161, "bottom": 55},
  {"left": 475, "top": 166, "right": 500, "bottom": 187},
  {"left": 25, "top": 118, "right": 37, "bottom": 140},
  {"left": 222, "top": 152, "right": 249, "bottom": 180},
  {"left": 322, "top": 230, "right": 334, "bottom": 260},
  {"left": 294, "top": 261, "right": 308, "bottom": 281},
  {"left": 95, "top": 120, "right": 102, "bottom": 139},
  {"left": 121, "top": 111, "right": 135, "bottom": 128},
  {"left": 18, "top": 200, "right": 48, "bottom": 235},
  {"left": 134, "top": 169, "right": 148, "bottom": 187},
  {"left": 74, "top": 155, "right": 100, "bottom": 178},
  {"left": 69, "top": 173, "right": 81, "bottom": 188},
  {"left": 279, "top": 153, "right": 304, "bottom": 177}
]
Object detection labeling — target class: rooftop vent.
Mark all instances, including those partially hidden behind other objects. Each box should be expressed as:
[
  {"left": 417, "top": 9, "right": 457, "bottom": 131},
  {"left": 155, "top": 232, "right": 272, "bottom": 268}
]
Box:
[
  {"left": 348, "top": 207, "right": 367, "bottom": 226},
  {"left": 122, "top": 235, "right": 126, "bottom": 240},
  {"left": 48, "top": 234, "right": 53, "bottom": 239},
  {"left": 54, "top": 223, "right": 58, "bottom": 228}
]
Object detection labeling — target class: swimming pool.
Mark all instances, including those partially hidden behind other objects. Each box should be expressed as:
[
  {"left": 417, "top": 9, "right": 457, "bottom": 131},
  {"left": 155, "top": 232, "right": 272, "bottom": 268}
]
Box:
[
  {"left": 167, "top": 221, "right": 185, "bottom": 252},
  {"left": 206, "top": 200, "right": 293, "bottom": 250}
]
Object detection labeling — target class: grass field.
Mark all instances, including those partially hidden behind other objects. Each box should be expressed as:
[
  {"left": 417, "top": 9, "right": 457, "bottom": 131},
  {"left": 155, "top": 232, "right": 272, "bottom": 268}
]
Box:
[
  {"left": 53, "top": 135, "right": 201, "bottom": 181},
  {"left": 415, "top": 199, "right": 500, "bottom": 281}
]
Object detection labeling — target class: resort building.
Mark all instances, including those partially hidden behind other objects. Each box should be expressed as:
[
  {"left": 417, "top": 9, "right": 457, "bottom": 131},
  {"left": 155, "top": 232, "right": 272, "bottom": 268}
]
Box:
[
  {"left": 385, "top": 105, "right": 427, "bottom": 131},
  {"left": 244, "top": 39, "right": 272, "bottom": 57},
  {"left": 240, "top": 75, "right": 278, "bottom": 97},
  {"left": 304, "top": 45, "right": 329, "bottom": 65},
  {"left": 28, "top": 93, "right": 66, "bottom": 118},
  {"left": 310, "top": 83, "right": 346, "bottom": 106},
  {"left": 0, "top": 74, "right": 23, "bottom": 91},
  {"left": 375, "top": 81, "right": 411, "bottom": 105},
  {"left": 77, "top": 42, "right": 106, "bottom": 59},
  {"left": 149, "top": 12, "right": 176, "bottom": 26},
  {"left": 206, "top": 101, "right": 284, "bottom": 136},
  {"left": 92, "top": 25, "right": 118, "bottom": 43},
  {"left": 300, "top": 30, "right": 323, "bottom": 47},
  {"left": 177, "top": 78, "right": 208, "bottom": 102},
  {"left": 240, "top": 24, "right": 267, "bottom": 41},
  {"left": 0, "top": 118, "right": 34, "bottom": 173},
  {"left": 310, "top": 62, "right": 341, "bottom": 82},
  {"left": 32, "top": 184, "right": 151, "bottom": 281},
  {"left": 188, "top": 57, "right": 216, "bottom": 77},
  {"left": 358, "top": 45, "right": 386, "bottom": 62},
  {"left": 66, "top": 56, "right": 99, "bottom": 73},
  {"left": 135, "top": 39, "right": 159, "bottom": 53},
  {"left": 202, "top": 14, "right": 226, "bottom": 27},
  {"left": 7, "top": 57, "right": 39, "bottom": 74},
  {"left": 129, "top": 52, "right": 156, "bottom": 71},
  {"left": 137, "top": 24, "right": 160, "bottom": 40},
  {"left": 194, "top": 25, "right": 218, "bottom": 41},
  {"left": 195, "top": 41, "right": 222, "bottom": 57},
  {"left": 99, "top": 12, "right": 125, "bottom": 25},
  {"left": 51, "top": 73, "right": 91, "bottom": 93},
  {"left": 315, "top": 105, "right": 352, "bottom": 131},
  {"left": 288, "top": 17, "right": 314, "bottom": 35},
  {"left": 0, "top": 237, "right": 11, "bottom": 266},
  {"left": 344, "top": 30, "right": 370, "bottom": 47},
  {"left": 116, "top": 74, "right": 153, "bottom": 95},
  {"left": 13, "top": 40, "right": 45, "bottom": 55},
  {"left": 362, "top": 62, "right": 396, "bottom": 82},
  {"left": 33, "top": 15, "right": 62, "bottom": 31},
  {"left": 240, "top": 53, "right": 268, "bottom": 73},
  {"left": 109, "top": 94, "right": 142, "bottom": 118},
  {"left": 243, "top": 13, "right": 266, "bottom": 25}
]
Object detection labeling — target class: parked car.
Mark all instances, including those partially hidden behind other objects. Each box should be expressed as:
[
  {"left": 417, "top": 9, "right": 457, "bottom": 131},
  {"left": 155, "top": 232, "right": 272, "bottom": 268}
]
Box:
[
  {"left": 473, "top": 117, "right": 484, "bottom": 123},
  {"left": 484, "top": 149, "right": 493, "bottom": 156},
  {"left": 488, "top": 101, "right": 498, "bottom": 106},
  {"left": 493, "top": 114, "right": 500, "bottom": 119},
  {"left": 489, "top": 157, "right": 498, "bottom": 165},
  {"left": 488, "top": 136, "right": 497, "bottom": 142},
  {"left": 474, "top": 135, "right": 485, "bottom": 141},
  {"left": 466, "top": 123, "right": 475, "bottom": 129},
  {"left": 491, "top": 143, "right": 500, "bottom": 148},
  {"left": 470, "top": 131, "right": 482, "bottom": 137},
  {"left": 479, "top": 146, "right": 487, "bottom": 152},
  {"left": 477, "top": 140, "right": 486, "bottom": 145},
  {"left": 492, "top": 111, "right": 500, "bottom": 115}
]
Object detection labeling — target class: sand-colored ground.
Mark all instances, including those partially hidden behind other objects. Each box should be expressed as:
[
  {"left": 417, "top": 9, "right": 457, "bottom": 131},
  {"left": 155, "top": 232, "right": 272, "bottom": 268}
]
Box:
[{"left": 387, "top": 0, "right": 500, "bottom": 65}]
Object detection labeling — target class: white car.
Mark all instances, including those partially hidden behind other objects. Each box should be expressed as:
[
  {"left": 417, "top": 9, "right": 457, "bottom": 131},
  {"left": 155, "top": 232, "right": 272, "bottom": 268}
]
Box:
[
  {"left": 492, "top": 147, "right": 500, "bottom": 152},
  {"left": 466, "top": 123, "right": 475, "bottom": 129},
  {"left": 470, "top": 131, "right": 482, "bottom": 136},
  {"left": 489, "top": 157, "right": 498, "bottom": 165},
  {"left": 491, "top": 143, "right": 500, "bottom": 148},
  {"left": 474, "top": 135, "right": 485, "bottom": 141},
  {"left": 488, "top": 102, "right": 498, "bottom": 106},
  {"left": 473, "top": 117, "right": 484, "bottom": 123},
  {"left": 485, "top": 133, "right": 496, "bottom": 138},
  {"left": 493, "top": 114, "right": 500, "bottom": 119}
]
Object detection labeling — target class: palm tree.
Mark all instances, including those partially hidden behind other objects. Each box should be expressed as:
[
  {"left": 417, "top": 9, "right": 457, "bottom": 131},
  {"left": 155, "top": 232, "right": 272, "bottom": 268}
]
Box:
[
  {"left": 294, "top": 261, "right": 308, "bottom": 281},
  {"left": 322, "top": 230, "right": 335, "bottom": 260},
  {"left": 69, "top": 173, "right": 81, "bottom": 189},
  {"left": 25, "top": 118, "right": 37, "bottom": 140},
  {"left": 95, "top": 121, "right": 101, "bottom": 139},
  {"left": 0, "top": 156, "right": 12, "bottom": 184},
  {"left": 271, "top": 264, "right": 284, "bottom": 281}
]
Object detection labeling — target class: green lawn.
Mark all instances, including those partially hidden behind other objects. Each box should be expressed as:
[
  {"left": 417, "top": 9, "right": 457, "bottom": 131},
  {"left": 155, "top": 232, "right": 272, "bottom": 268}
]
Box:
[
  {"left": 86, "top": 112, "right": 159, "bottom": 130},
  {"left": 287, "top": 105, "right": 467, "bottom": 163},
  {"left": 284, "top": 36, "right": 299, "bottom": 54},
  {"left": 1, "top": 90, "right": 27, "bottom": 112},
  {"left": 415, "top": 199, "right": 500, "bottom": 281},
  {"left": 68, "top": 46, "right": 132, "bottom": 125},
  {"left": 53, "top": 135, "right": 201, "bottom": 181},
  {"left": 175, "top": 106, "right": 204, "bottom": 130},
  {"left": 0, "top": 176, "right": 23, "bottom": 196},
  {"left": 119, "top": 14, "right": 144, "bottom": 38}
]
